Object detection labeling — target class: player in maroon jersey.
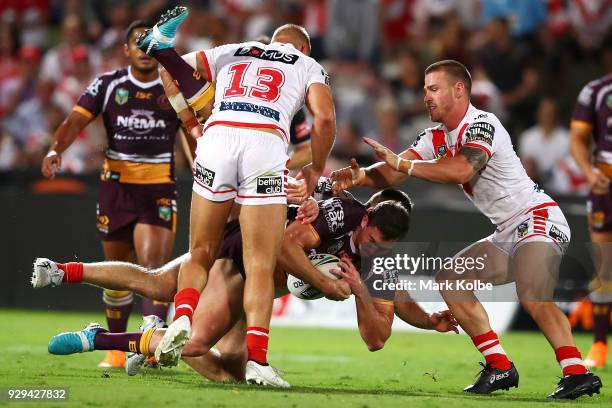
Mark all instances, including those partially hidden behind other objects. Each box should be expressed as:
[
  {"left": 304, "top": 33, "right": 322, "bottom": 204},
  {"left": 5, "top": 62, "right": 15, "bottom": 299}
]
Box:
[
  {"left": 570, "top": 65, "right": 612, "bottom": 369},
  {"left": 40, "top": 21, "right": 193, "bottom": 368},
  {"left": 36, "top": 189, "right": 458, "bottom": 382}
]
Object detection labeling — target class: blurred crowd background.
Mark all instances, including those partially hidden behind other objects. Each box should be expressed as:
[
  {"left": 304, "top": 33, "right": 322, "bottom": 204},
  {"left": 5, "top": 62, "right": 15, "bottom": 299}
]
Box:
[{"left": 1, "top": 0, "right": 611, "bottom": 196}]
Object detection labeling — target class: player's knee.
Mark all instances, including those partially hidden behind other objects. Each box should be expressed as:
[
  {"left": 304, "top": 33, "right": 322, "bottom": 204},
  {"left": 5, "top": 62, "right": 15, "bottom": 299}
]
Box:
[{"left": 189, "top": 246, "right": 218, "bottom": 266}]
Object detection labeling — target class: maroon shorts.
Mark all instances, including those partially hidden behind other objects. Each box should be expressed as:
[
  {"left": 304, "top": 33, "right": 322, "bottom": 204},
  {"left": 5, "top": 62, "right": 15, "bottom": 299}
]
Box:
[
  {"left": 96, "top": 180, "right": 177, "bottom": 242},
  {"left": 588, "top": 189, "right": 612, "bottom": 232},
  {"left": 217, "top": 220, "right": 245, "bottom": 277}
]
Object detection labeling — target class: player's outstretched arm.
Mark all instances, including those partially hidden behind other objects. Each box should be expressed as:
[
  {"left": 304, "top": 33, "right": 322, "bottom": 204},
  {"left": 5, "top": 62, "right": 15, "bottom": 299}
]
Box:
[
  {"left": 41, "top": 110, "right": 91, "bottom": 179},
  {"left": 394, "top": 298, "right": 458, "bottom": 333},
  {"left": 331, "top": 255, "right": 394, "bottom": 351},
  {"left": 278, "top": 221, "right": 350, "bottom": 301},
  {"left": 303, "top": 83, "right": 336, "bottom": 196},
  {"left": 364, "top": 137, "right": 486, "bottom": 184},
  {"left": 331, "top": 148, "right": 419, "bottom": 191}
]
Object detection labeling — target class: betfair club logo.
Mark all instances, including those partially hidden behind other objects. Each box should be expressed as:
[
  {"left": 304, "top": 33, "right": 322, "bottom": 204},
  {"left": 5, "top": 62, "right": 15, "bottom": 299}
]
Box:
[{"left": 115, "top": 88, "right": 129, "bottom": 105}]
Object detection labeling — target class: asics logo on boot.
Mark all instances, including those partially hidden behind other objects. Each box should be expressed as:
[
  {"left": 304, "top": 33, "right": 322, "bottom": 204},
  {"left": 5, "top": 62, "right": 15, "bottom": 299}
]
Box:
[{"left": 490, "top": 372, "right": 510, "bottom": 383}]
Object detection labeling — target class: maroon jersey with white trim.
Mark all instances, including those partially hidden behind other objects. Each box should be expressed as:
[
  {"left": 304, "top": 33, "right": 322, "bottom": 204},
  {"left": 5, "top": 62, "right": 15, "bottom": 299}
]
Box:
[{"left": 76, "top": 67, "right": 181, "bottom": 184}]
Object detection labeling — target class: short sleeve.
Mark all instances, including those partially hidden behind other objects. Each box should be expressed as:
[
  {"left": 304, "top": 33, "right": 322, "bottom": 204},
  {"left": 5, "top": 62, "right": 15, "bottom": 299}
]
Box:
[
  {"left": 305, "top": 60, "right": 330, "bottom": 91},
  {"left": 290, "top": 108, "right": 311, "bottom": 145},
  {"left": 463, "top": 120, "right": 496, "bottom": 157},
  {"left": 74, "top": 75, "right": 106, "bottom": 119},
  {"left": 571, "top": 82, "right": 596, "bottom": 128},
  {"left": 310, "top": 198, "right": 366, "bottom": 242},
  {"left": 405, "top": 130, "right": 434, "bottom": 160}
]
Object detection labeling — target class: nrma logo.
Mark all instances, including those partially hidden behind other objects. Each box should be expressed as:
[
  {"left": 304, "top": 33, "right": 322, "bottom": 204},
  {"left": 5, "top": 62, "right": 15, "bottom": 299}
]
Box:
[{"left": 117, "top": 109, "right": 166, "bottom": 135}]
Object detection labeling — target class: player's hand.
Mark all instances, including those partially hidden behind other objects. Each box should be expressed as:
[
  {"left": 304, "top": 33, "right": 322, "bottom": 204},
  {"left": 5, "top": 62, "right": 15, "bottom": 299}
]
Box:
[
  {"left": 296, "top": 196, "right": 319, "bottom": 224},
  {"left": 429, "top": 310, "right": 459, "bottom": 334},
  {"left": 330, "top": 158, "right": 364, "bottom": 192},
  {"left": 587, "top": 167, "right": 610, "bottom": 195},
  {"left": 330, "top": 255, "right": 364, "bottom": 297},
  {"left": 300, "top": 163, "right": 323, "bottom": 200},
  {"left": 286, "top": 176, "right": 308, "bottom": 204},
  {"left": 363, "top": 137, "right": 403, "bottom": 172},
  {"left": 321, "top": 278, "right": 351, "bottom": 301},
  {"left": 41, "top": 150, "right": 61, "bottom": 179}
]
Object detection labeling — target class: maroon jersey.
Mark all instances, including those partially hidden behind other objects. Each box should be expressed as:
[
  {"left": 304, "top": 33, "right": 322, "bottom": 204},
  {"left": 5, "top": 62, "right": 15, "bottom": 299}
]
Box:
[
  {"left": 219, "top": 196, "right": 397, "bottom": 301},
  {"left": 572, "top": 74, "right": 612, "bottom": 164},
  {"left": 75, "top": 67, "right": 181, "bottom": 184}
]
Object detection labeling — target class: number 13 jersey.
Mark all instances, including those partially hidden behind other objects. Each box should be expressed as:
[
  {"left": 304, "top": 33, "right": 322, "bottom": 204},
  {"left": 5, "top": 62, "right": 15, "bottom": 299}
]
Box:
[{"left": 199, "top": 41, "right": 329, "bottom": 144}]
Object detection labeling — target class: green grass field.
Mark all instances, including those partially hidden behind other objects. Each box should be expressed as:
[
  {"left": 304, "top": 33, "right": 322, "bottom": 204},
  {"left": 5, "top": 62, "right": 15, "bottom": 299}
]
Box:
[{"left": 1, "top": 309, "right": 610, "bottom": 407}]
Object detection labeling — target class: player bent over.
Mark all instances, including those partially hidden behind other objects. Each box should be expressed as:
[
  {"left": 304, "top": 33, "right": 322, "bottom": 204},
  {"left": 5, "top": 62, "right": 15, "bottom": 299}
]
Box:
[
  {"left": 332, "top": 60, "right": 602, "bottom": 399},
  {"left": 131, "top": 7, "right": 336, "bottom": 384},
  {"left": 35, "top": 191, "right": 458, "bottom": 383}
]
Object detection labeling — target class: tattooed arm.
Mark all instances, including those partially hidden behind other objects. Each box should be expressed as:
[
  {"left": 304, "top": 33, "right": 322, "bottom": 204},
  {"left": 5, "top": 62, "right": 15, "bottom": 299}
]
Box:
[{"left": 398, "top": 146, "right": 487, "bottom": 184}]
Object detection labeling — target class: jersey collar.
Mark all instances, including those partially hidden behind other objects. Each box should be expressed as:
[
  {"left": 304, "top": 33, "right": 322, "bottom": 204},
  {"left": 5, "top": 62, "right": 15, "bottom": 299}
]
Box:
[
  {"left": 444, "top": 103, "right": 476, "bottom": 138},
  {"left": 128, "top": 66, "right": 162, "bottom": 89}
]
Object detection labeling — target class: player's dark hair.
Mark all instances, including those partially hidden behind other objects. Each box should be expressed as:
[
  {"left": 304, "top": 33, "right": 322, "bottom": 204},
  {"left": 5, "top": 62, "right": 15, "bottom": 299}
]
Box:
[
  {"left": 367, "top": 201, "right": 410, "bottom": 241},
  {"left": 425, "top": 59, "right": 472, "bottom": 95},
  {"left": 125, "top": 20, "right": 153, "bottom": 43},
  {"left": 365, "top": 189, "right": 413, "bottom": 214}
]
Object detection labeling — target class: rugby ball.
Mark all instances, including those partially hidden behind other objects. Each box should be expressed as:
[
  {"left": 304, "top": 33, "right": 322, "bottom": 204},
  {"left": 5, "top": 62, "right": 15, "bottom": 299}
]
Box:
[{"left": 286, "top": 253, "right": 340, "bottom": 300}]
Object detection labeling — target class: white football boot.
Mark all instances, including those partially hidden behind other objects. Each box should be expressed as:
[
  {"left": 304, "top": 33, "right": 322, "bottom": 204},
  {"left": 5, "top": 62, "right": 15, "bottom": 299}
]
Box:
[
  {"left": 125, "top": 315, "right": 166, "bottom": 376},
  {"left": 31, "top": 258, "right": 64, "bottom": 288},
  {"left": 245, "top": 360, "right": 291, "bottom": 388},
  {"left": 154, "top": 315, "right": 191, "bottom": 367}
]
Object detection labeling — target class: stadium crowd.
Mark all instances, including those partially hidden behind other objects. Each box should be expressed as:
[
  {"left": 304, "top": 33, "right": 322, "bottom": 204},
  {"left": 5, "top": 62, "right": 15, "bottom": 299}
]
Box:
[{"left": 0, "top": 0, "right": 611, "bottom": 196}]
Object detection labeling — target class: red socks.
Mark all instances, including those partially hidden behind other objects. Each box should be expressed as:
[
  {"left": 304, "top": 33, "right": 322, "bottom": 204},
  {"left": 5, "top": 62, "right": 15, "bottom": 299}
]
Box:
[
  {"left": 58, "top": 262, "right": 83, "bottom": 283},
  {"left": 173, "top": 288, "right": 200, "bottom": 322},
  {"left": 555, "top": 346, "right": 587, "bottom": 375},
  {"left": 472, "top": 330, "right": 512, "bottom": 370},
  {"left": 246, "top": 326, "right": 269, "bottom": 365}
]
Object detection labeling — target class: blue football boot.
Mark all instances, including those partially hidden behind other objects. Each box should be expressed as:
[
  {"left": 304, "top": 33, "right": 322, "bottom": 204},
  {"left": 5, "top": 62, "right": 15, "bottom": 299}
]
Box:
[
  {"left": 136, "top": 6, "right": 189, "bottom": 54},
  {"left": 48, "top": 322, "right": 106, "bottom": 355}
]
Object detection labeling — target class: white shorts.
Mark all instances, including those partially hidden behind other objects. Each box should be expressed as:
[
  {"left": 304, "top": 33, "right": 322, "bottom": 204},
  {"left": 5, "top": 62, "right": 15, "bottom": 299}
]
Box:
[
  {"left": 489, "top": 202, "right": 571, "bottom": 256},
  {"left": 192, "top": 125, "right": 289, "bottom": 205}
]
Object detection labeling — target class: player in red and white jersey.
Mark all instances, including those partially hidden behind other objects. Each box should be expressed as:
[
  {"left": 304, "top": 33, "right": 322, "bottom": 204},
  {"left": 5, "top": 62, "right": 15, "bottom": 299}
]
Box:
[
  {"left": 133, "top": 7, "right": 335, "bottom": 387},
  {"left": 332, "top": 60, "right": 602, "bottom": 399}
]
